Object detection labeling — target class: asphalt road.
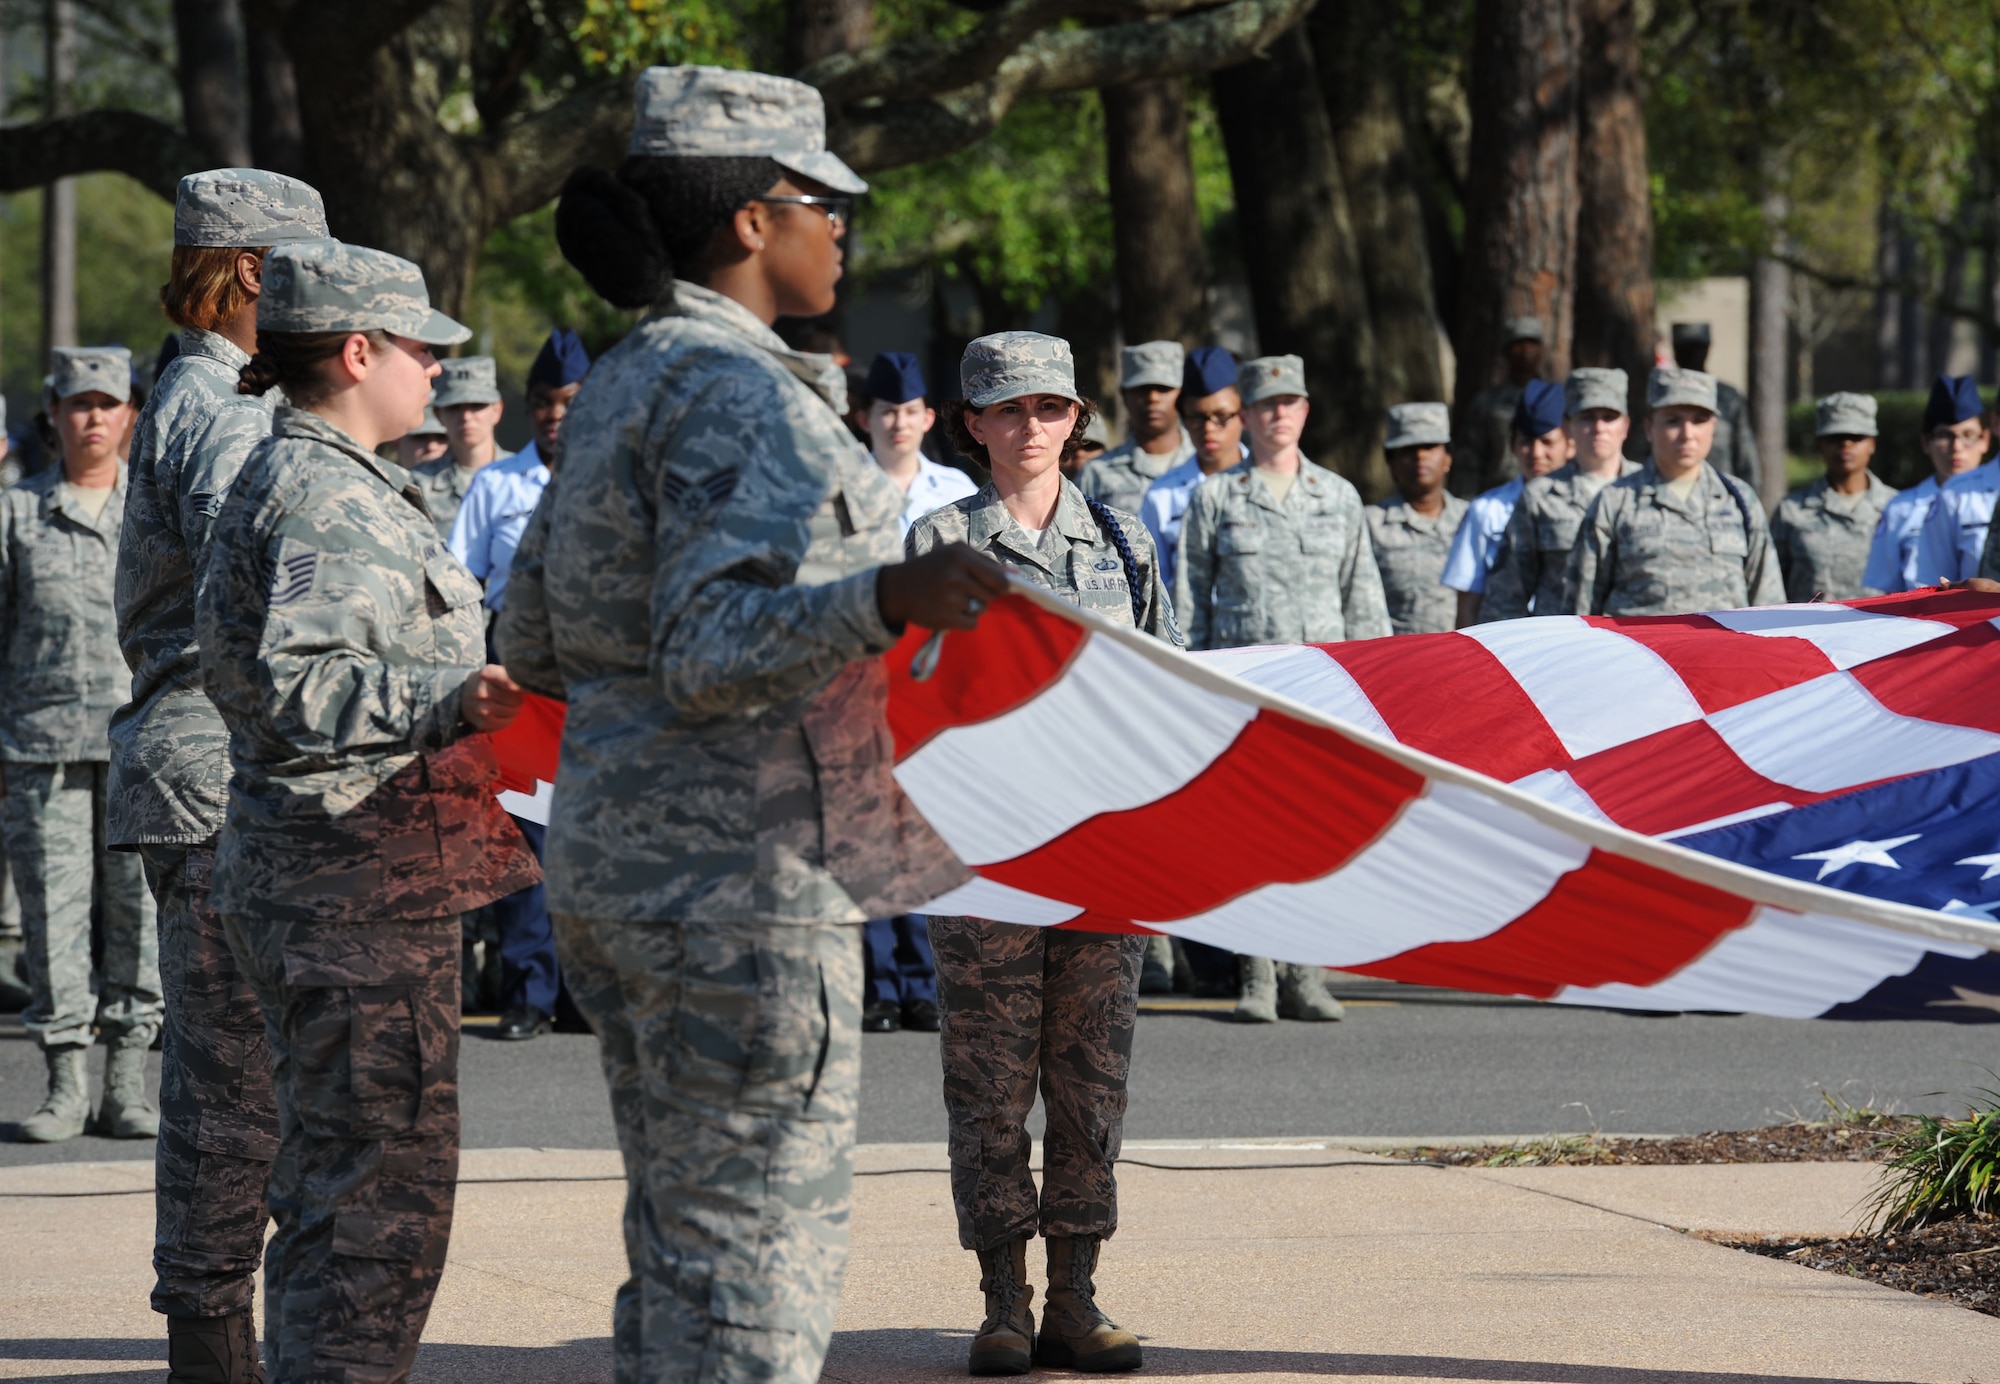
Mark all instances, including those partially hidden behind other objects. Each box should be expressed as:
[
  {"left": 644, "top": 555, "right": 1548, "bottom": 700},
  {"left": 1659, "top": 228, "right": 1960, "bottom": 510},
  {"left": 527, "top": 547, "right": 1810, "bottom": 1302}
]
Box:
[{"left": 5, "top": 989, "right": 1997, "bottom": 1166}]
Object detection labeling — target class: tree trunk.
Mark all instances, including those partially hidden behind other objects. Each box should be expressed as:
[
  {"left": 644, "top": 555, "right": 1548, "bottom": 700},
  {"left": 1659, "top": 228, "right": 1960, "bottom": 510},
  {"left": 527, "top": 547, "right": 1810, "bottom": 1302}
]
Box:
[
  {"left": 1570, "top": 0, "right": 1654, "bottom": 422},
  {"left": 246, "top": 14, "right": 306, "bottom": 177},
  {"left": 1751, "top": 189, "right": 1789, "bottom": 513},
  {"left": 42, "top": 0, "right": 76, "bottom": 364},
  {"left": 1212, "top": 24, "right": 1383, "bottom": 493},
  {"left": 1875, "top": 201, "right": 1903, "bottom": 389},
  {"left": 174, "top": 0, "right": 250, "bottom": 168},
  {"left": 1102, "top": 77, "right": 1209, "bottom": 347},
  {"left": 1454, "top": 0, "right": 1581, "bottom": 417},
  {"left": 787, "top": 0, "right": 873, "bottom": 73},
  {"left": 1308, "top": 0, "right": 1444, "bottom": 406}
]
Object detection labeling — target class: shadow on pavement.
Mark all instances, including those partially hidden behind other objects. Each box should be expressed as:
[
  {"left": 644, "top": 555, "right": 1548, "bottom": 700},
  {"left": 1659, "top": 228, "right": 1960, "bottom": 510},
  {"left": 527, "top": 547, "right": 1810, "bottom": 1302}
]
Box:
[{"left": 822, "top": 1329, "right": 1928, "bottom": 1383}]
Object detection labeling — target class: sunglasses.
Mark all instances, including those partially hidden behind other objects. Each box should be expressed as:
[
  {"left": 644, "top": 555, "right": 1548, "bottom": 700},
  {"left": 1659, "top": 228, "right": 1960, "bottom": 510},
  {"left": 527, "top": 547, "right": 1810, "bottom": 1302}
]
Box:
[{"left": 746, "top": 194, "right": 851, "bottom": 232}]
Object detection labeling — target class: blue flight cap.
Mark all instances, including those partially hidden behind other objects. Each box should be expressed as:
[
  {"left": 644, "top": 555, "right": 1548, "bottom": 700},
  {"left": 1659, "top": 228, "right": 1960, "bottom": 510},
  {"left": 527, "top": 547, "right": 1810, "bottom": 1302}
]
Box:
[
  {"left": 1511, "top": 378, "right": 1565, "bottom": 439},
  {"left": 527, "top": 328, "right": 592, "bottom": 390},
  {"left": 1182, "top": 346, "right": 1238, "bottom": 399},
  {"left": 1923, "top": 375, "right": 1985, "bottom": 432},
  {"left": 864, "top": 351, "right": 926, "bottom": 404}
]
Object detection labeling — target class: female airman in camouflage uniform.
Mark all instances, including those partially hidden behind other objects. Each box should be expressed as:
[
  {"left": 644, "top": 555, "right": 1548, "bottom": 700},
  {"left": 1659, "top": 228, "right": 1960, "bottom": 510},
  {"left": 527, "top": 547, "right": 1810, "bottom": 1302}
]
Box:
[
  {"left": 907, "top": 331, "right": 1175, "bottom": 1377},
  {"left": 497, "top": 67, "right": 1004, "bottom": 1384},
  {"left": 197, "top": 239, "right": 540, "bottom": 1379}
]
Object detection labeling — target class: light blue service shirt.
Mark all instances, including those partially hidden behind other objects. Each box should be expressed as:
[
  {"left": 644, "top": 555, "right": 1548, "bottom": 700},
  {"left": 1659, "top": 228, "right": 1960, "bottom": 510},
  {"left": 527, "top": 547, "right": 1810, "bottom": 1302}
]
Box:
[
  {"left": 1441, "top": 477, "right": 1525, "bottom": 594},
  {"left": 1861, "top": 474, "right": 1939, "bottom": 594},
  {"left": 449, "top": 439, "right": 544, "bottom": 612},
  {"left": 1913, "top": 460, "right": 2000, "bottom": 585},
  {"left": 897, "top": 455, "right": 979, "bottom": 536},
  {"left": 1137, "top": 443, "right": 1250, "bottom": 591}
]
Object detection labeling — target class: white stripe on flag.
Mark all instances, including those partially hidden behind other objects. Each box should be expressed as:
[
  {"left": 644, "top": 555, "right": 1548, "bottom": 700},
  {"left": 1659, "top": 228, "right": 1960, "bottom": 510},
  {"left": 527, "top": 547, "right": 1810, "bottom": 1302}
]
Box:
[
  {"left": 1552, "top": 908, "right": 1987, "bottom": 1017},
  {"left": 1192, "top": 644, "right": 1394, "bottom": 740},
  {"left": 1707, "top": 605, "right": 1956, "bottom": 669},
  {"left": 893, "top": 632, "right": 1257, "bottom": 865},
  {"left": 1707, "top": 671, "right": 2000, "bottom": 793},
  {"left": 1149, "top": 782, "right": 1591, "bottom": 966},
  {"left": 1462, "top": 618, "right": 1704, "bottom": 759},
  {"left": 1509, "top": 768, "right": 1618, "bottom": 824},
  {"left": 921, "top": 875, "right": 1083, "bottom": 926}
]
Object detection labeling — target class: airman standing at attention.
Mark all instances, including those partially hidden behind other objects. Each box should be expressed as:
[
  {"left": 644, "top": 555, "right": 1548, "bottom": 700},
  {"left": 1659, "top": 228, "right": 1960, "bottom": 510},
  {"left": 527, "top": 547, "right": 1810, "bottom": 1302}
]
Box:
[
  {"left": 1442, "top": 378, "right": 1573, "bottom": 625},
  {"left": 5, "top": 347, "right": 162, "bottom": 1150},
  {"left": 1912, "top": 377, "right": 1998, "bottom": 585},
  {"left": 1366, "top": 403, "right": 1467, "bottom": 635},
  {"left": 1868, "top": 377, "right": 1988, "bottom": 592},
  {"left": 1563, "top": 366, "right": 1785, "bottom": 616},
  {"left": 1481, "top": 368, "right": 1638, "bottom": 622},
  {"left": 1458, "top": 315, "right": 1545, "bottom": 496},
  {"left": 110, "top": 166, "right": 328, "bottom": 1379},
  {"left": 1670, "top": 322, "right": 1759, "bottom": 491},
  {"left": 414, "top": 355, "right": 507, "bottom": 535},
  {"left": 1176, "top": 353, "right": 1386, "bottom": 1026},
  {"left": 1770, "top": 393, "right": 1893, "bottom": 602},
  {"left": 1077, "top": 340, "right": 1192, "bottom": 515},
  {"left": 861, "top": 350, "right": 977, "bottom": 537},
  {"left": 1139, "top": 346, "right": 1247, "bottom": 593}
]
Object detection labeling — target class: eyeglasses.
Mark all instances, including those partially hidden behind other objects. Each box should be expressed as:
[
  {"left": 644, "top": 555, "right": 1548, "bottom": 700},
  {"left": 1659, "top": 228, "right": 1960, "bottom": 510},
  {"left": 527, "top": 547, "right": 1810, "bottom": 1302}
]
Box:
[
  {"left": 1187, "top": 409, "right": 1240, "bottom": 430},
  {"left": 747, "top": 194, "right": 851, "bottom": 232}
]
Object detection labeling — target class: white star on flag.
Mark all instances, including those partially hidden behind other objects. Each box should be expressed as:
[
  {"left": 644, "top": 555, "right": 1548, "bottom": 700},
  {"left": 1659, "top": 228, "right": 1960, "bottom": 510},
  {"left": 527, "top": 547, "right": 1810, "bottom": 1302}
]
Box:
[
  {"left": 1790, "top": 835, "right": 1922, "bottom": 881},
  {"left": 1956, "top": 852, "right": 2000, "bottom": 882},
  {"left": 1940, "top": 899, "right": 2000, "bottom": 921}
]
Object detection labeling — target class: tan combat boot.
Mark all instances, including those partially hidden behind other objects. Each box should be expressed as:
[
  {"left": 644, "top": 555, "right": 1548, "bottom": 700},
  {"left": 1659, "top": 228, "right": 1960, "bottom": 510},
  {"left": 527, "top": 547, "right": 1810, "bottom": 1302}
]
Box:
[
  {"left": 1277, "top": 962, "right": 1346, "bottom": 1022},
  {"left": 1231, "top": 954, "right": 1278, "bottom": 1023},
  {"left": 1036, "top": 1235, "right": 1141, "bottom": 1372},
  {"left": 968, "top": 1237, "right": 1035, "bottom": 1376},
  {"left": 96, "top": 1027, "right": 161, "bottom": 1138},
  {"left": 20, "top": 1044, "right": 90, "bottom": 1143}
]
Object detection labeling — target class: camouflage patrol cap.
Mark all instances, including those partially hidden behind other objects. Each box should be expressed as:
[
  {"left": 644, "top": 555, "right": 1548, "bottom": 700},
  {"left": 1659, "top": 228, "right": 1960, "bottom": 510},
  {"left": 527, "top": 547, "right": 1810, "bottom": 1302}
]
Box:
[
  {"left": 1240, "top": 355, "right": 1308, "bottom": 404},
  {"left": 174, "top": 168, "right": 328, "bottom": 249},
  {"left": 258, "top": 240, "right": 471, "bottom": 346},
  {"left": 432, "top": 356, "right": 501, "bottom": 408},
  {"left": 1384, "top": 401, "right": 1449, "bottom": 450},
  {"left": 1120, "top": 340, "right": 1184, "bottom": 391},
  {"left": 628, "top": 66, "right": 867, "bottom": 196},
  {"left": 50, "top": 346, "right": 133, "bottom": 403},
  {"left": 1648, "top": 365, "right": 1718, "bottom": 414},
  {"left": 409, "top": 405, "right": 446, "bottom": 438},
  {"left": 1504, "top": 315, "right": 1545, "bottom": 344},
  {"left": 1565, "top": 367, "right": 1629, "bottom": 416},
  {"left": 959, "top": 331, "right": 1080, "bottom": 407},
  {"left": 1815, "top": 391, "right": 1878, "bottom": 438}
]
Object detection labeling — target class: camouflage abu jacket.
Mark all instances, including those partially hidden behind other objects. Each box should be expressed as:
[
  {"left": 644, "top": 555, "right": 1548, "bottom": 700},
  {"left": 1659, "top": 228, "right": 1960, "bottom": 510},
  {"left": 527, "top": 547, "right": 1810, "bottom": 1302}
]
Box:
[
  {"left": 109, "top": 327, "right": 277, "bottom": 845},
  {"left": 1174, "top": 459, "right": 1393, "bottom": 650},
  {"left": 0, "top": 463, "right": 131, "bottom": 762},
  {"left": 497, "top": 279, "right": 968, "bottom": 925},
  {"left": 412, "top": 455, "right": 481, "bottom": 538},
  {"left": 1480, "top": 459, "right": 1640, "bottom": 622},
  {"left": 197, "top": 407, "right": 539, "bottom": 922},
  {"left": 1562, "top": 458, "right": 1786, "bottom": 617}
]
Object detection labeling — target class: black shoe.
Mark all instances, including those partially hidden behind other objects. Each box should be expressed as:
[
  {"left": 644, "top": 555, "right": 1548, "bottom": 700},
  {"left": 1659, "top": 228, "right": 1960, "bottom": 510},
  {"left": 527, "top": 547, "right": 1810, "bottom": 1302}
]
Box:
[
  {"left": 497, "top": 1004, "right": 553, "bottom": 1041},
  {"left": 902, "top": 999, "right": 941, "bottom": 1032},
  {"left": 863, "top": 1000, "right": 901, "bottom": 1033}
]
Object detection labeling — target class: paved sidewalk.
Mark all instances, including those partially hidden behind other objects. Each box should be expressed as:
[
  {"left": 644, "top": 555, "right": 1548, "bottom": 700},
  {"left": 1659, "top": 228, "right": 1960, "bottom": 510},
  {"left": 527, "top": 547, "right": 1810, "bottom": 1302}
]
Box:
[{"left": 3, "top": 1140, "right": 1995, "bottom": 1382}]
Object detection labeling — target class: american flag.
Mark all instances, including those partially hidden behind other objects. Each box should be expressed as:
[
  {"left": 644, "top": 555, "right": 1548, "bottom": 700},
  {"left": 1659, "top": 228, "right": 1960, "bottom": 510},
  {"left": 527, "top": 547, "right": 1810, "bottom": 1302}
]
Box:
[{"left": 494, "top": 585, "right": 2000, "bottom": 1023}]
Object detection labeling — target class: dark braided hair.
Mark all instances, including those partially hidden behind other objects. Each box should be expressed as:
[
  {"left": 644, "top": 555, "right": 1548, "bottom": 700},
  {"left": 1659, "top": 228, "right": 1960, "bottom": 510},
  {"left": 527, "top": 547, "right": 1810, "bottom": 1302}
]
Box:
[{"left": 1081, "top": 493, "right": 1147, "bottom": 625}]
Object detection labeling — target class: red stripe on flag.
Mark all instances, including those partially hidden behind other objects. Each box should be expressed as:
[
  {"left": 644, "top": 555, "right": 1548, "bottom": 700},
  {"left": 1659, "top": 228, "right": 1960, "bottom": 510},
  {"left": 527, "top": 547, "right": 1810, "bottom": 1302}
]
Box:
[
  {"left": 1566, "top": 720, "right": 1810, "bottom": 835},
  {"left": 1849, "top": 619, "right": 2000, "bottom": 733},
  {"left": 979, "top": 712, "right": 1423, "bottom": 919},
  {"left": 1345, "top": 850, "right": 1755, "bottom": 998},
  {"left": 1582, "top": 615, "right": 1834, "bottom": 714},
  {"left": 886, "top": 594, "right": 1086, "bottom": 760},
  {"left": 489, "top": 691, "right": 566, "bottom": 795},
  {"left": 1842, "top": 588, "right": 2000, "bottom": 626},
  {"left": 1323, "top": 633, "right": 1570, "bottom": 781}
]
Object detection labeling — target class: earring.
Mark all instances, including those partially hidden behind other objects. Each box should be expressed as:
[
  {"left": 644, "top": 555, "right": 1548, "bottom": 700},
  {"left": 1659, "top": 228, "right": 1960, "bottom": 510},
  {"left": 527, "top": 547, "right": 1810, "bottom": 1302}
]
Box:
[{"left": 754, "top": 239, "right": 766, "bottom": 250}]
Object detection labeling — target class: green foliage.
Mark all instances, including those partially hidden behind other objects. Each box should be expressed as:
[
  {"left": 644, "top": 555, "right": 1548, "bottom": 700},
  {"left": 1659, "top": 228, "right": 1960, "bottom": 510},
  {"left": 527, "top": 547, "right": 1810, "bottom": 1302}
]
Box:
[
  {"left": 1864, "top": 1076, "right": 2000, "bottom": 1233},
  {"left": 569, "top": 0, "right": 779, "bottom": 74}
]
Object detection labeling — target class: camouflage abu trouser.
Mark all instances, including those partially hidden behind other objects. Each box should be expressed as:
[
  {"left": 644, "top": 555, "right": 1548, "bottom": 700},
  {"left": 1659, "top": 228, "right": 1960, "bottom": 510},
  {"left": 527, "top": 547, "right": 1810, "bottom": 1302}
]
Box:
[
  {"left": 146, "top": 844, "right": 280, "bottom": 1320},
  {"left": 930, "top": 917, "right": 1144, "bottom": 1252},
  {"left": 552, "top": 913, "right": 861, "bottom": 1384},
  {"left": 224, "top": 913, "right": 460, "bottom": 1384},
  {"left": 3, "top": 760, "right": 162, "bottom": 1050}
]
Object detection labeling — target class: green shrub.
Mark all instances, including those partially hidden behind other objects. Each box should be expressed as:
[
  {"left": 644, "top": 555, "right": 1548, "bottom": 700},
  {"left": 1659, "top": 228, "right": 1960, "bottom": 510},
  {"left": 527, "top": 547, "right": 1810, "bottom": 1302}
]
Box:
[{"left": 1862, "top": 1077, "right": 2000, "bottom": 1232}]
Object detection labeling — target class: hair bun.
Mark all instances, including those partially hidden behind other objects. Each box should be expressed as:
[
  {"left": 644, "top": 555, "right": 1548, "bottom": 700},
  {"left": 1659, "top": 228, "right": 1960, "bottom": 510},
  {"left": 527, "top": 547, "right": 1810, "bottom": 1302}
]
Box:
[
  {"left": 237, "top": 354, "right": 283, "bottom": 396},
  {"left": 557, "top": 166, "right": 670, "bottom": 310}
]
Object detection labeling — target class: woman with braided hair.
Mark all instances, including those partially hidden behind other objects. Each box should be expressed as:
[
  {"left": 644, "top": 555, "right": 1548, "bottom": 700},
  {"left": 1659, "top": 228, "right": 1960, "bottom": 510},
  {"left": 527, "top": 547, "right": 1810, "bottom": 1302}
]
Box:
[{"left": 907, "top": 330, "right": 1177, "bottom": 1377}]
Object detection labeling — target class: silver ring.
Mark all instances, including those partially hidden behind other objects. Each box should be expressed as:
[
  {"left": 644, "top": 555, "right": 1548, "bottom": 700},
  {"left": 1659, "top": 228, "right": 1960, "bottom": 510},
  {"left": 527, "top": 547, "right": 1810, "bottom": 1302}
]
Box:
[{"left": 967, "top": 596, "right": 986, "bottom": 616}]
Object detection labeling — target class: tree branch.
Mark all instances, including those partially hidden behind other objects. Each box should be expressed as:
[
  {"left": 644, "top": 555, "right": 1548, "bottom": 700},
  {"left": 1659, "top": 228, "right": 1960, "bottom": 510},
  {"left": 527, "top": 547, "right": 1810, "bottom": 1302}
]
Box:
[
  {"left": 827, "top": 0, "right": 1316, "bottom": 171},
  {"left": 285, "top": 0, "right": 449, "bottom": 67},
  {"left": 0, "top": 110, "right": 205, "bottom": 198},
  {"left": 481, "top": 80, "right": 633, "bottom": 224},
  {"left": 1778, "top": 251, "right": 1999, "bottom": 339}
]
